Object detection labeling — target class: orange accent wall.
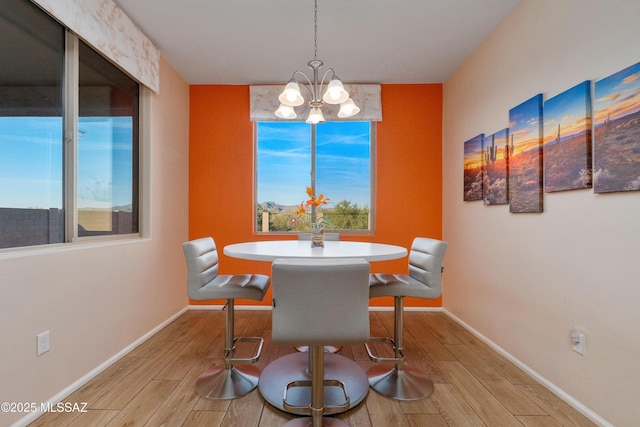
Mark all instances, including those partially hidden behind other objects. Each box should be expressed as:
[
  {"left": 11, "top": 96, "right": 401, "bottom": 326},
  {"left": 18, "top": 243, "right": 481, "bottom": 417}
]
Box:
[{"left": 189, "top": 84, "right": 443, "bottom": 307}]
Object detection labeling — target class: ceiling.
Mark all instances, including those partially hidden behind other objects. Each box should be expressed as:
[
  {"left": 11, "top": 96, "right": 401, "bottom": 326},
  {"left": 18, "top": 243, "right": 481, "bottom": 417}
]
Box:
[{"left": 114, "top": 0, "right": 520, "bottom": 86}]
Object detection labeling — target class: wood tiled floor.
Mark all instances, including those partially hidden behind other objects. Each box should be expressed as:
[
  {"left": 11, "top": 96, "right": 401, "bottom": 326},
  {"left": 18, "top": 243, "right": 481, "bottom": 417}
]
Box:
[{"left": 30, "top": 310, "right": 596, "bottom": 426}]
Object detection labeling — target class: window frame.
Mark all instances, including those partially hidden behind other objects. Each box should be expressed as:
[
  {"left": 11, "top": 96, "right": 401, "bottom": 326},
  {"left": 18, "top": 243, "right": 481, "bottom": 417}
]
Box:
[
  {"left": 254, "top": 121, "right": 376, "bottom": 235},
  {"left": 0, "top": 2, "right": 144, "bottom": 252}
]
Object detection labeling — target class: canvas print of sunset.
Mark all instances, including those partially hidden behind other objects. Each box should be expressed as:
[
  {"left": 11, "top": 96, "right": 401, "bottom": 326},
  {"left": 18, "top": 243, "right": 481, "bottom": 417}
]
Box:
[
  {"left": 593, "top": 61, "right": 640, "bottom": 193},
  {"left": 543, "top": 81, "right": 592, "bottom": 192},
  {"left": 463, "top": 134, "right": 484, "bottom": 201},
  {"left": 508, "top": 94, "right": 543, "bottom": 213},
  {"left": 483, "top": 129, "right": 509, "bottom": 205}
]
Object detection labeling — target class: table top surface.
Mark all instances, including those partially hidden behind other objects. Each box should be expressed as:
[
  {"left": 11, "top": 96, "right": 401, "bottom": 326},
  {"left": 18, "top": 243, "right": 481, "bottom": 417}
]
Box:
[{"left": 223, "top": 240, "right": 407, "bottom": 262}]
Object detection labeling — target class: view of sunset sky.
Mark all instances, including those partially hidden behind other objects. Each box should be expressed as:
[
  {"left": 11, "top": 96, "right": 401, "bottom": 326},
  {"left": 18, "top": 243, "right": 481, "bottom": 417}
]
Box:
[
  {"left": 543, "top": 81, "right": 591, "bottom": 145},
  {"left": 594, "top": 62, "right": 640, "bottom": 125},
  {"left": 509, "top": 94, "right": 543, "bottom": 156}
]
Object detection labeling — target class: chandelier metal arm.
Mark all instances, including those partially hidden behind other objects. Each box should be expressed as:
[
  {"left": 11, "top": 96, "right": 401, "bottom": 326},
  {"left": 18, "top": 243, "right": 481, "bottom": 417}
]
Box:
[
  {"left": 291, "top": 70, "right": 315, "bottom": 99},
  {"left": 289, "top": 63, "right": 337, "bottom": 109}
]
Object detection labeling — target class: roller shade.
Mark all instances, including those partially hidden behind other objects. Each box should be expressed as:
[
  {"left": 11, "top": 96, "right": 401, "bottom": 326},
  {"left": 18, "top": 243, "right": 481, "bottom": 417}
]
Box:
[{"left": 31, "top": 0, "right": 160, "bottom": 93}]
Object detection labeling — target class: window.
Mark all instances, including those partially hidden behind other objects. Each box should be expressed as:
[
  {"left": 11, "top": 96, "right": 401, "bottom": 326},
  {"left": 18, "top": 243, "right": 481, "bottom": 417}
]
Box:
[
  {"left": 0, "top": 0, "right": 140, "bottom": 249},
  {"left": 256, "top": 121, "right": 374, "bottom": 233},
  {"left": 77, "top": 41, "right": 139, "bottom": 237}
]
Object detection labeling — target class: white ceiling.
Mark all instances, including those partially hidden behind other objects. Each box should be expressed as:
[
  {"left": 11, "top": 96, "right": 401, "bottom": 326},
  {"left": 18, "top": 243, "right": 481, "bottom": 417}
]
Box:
[{"left": 114, "top": 0, "right": 520, "bottom": 85}]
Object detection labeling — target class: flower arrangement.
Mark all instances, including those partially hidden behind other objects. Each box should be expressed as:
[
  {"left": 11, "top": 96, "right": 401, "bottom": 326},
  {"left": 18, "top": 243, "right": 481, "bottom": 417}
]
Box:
[
  {"left": 295, "top": 186, "right": 333, "bottom": 246},
  {"left": 296, "top": 186, "right": 333, "bottom": 227}
]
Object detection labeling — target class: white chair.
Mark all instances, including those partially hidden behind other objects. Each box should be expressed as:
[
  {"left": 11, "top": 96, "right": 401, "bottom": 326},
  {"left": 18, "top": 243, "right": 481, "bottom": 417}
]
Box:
[
  {"left": 183, "top": 237, "right": 270, "bottom": 399},
  {"left": 271, "top": 258, "right": 370, "bottom": 427},
  {"left": 365, "top": 237, "right": 447, "bottom": 400},
  {"left": 297, "top": 231, "right": 341, "bottom": 353}
]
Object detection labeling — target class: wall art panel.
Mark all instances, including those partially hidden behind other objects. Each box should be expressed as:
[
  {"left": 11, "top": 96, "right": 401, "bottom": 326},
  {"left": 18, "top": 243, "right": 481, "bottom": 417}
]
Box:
[
  {"left": 508, "top": 94, "right": 543, "bottom": 213},
  {"left": 463, "top": 134, "right": 484, "bottom": 201},
  {"left": 483, "top": 129, "right": 509, "bottom": 205},
  {"left": 593, "top": 61, "right": 640, "bottom": 193},
  {"left": 543, "top": 81, "right": 592, "bottom": 192}
]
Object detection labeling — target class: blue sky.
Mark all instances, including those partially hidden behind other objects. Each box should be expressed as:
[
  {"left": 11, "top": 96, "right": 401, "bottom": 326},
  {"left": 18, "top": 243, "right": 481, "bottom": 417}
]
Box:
[
  {"left": 1, "top": 117, "right": 366, "bottom": 210},
  {"left": 257, "top": 121, "right": 371, "bottom": 208},
  {"left": 0, "top": 117, "right": 63, "bottom": 209},
  {"left": 0, "top": 117, "right": 133, "bottom": 209},
  {"left": 543, "top": 81, "right": 591, "bottom": 145}
]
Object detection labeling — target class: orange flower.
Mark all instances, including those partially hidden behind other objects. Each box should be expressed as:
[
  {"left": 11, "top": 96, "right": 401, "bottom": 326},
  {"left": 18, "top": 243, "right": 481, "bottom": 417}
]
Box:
[
  {"left": 312, "top": 193, "right": 329, "bottom": 207},
  {"left": 304, "top": 186, "right": 330, "bottom": 207},
  {"left": 295, "top": 186, "right": 334, "bottom": 229}
]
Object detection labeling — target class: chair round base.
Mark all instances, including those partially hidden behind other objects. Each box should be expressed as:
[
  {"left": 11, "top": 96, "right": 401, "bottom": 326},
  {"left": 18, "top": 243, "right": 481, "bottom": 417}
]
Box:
[
  {"left": 284, "top": 417, "right": 350, "bottom": 426},
  {"left": 259, "top": 352, "right": 369, "bottom": 414},
  {"left": 367, "top": 364, "right": 434, "bottom": 401},
  {"left": 196, "top": 364, "right": 261, "bottom": 399}
]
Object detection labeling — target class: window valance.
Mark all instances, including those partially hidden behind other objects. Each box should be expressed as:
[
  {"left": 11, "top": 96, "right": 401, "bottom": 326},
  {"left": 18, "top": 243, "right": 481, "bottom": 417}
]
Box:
[
  {"left": 31, "top": 0, "right": 160, "bottom": 93},
  {"left": 250, "top": 84, "right": 382, "bottom": 122}
]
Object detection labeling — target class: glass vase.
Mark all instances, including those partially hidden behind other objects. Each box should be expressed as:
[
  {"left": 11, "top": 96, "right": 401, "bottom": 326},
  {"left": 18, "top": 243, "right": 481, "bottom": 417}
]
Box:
[{"left": 310, "top": 222, "right": 324, "bottom": 248}]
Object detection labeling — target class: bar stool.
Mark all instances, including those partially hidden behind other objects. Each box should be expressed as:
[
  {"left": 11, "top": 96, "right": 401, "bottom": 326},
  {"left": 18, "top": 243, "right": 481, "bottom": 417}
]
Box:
[
  {"left": 365, "top": 237, "right": 447, "bottom": 400},
  {"left": 269, "top": 258, "right": 370, "bottom": 427},
  {"left": 183, "top": 237, "right": 270, "bottom": 399},
  {"left": 297, "top": 232, "right": 341, "bottom": 353}
]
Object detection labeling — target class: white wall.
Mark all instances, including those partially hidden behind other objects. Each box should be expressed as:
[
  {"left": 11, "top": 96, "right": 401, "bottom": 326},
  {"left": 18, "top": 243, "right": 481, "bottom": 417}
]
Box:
[
  {"left": 0, "top": 56, "right": 190, "bottom": 426},
  {"left": 443, "top": 1, "right": 640, "bottom": 426}
]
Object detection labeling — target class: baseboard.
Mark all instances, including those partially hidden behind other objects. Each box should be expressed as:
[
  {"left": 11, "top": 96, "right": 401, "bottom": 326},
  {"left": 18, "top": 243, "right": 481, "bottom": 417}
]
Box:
[
  {"left": 11, "top": 306, "right": 189, "bottom": 427},
  {"left": 443, "top": 308, "right": 612, "bottom": 427}
]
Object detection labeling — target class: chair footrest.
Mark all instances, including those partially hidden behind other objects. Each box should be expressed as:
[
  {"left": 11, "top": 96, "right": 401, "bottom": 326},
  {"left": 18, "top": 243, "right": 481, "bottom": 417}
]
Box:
[
  {"left": 226, "top": 336, "right": 264, "bottom": 364},
  {"left": 282, "top": 379, "right": 350, "bottom": 415},
  {"left": 365, "top": 337, "right": 404, "bottom": 364}
]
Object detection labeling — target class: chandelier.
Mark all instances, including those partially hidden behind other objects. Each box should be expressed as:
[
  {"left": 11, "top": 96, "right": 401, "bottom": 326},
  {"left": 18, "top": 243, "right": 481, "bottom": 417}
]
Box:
[{"left": 275, "top": 0, "right": 360, "bottom": 124}]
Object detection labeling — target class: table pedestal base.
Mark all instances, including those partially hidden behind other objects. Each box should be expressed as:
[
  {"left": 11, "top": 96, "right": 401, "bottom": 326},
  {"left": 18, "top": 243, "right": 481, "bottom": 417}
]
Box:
[
  {"left": 258, "top": 352, "right": 369, "bottom": 414},
  {"left": 284, "top": 417, "right": 350, "bottom": 426}
]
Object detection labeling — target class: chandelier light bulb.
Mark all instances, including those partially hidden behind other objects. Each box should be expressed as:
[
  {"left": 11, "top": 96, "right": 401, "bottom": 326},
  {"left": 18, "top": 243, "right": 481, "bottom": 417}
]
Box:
[
  {"left": 338, "top": 98, "right": 360, "bottom": 118},
  {"left": 322, "top": 76, "right": 349, "bottom": 105},
  {"left": 278, "top": 80, "right": 304, "bottom": 107},
  {"left": 275, "top": 103, "right": 297, "bottom": 119},
  {"left": 286, "top": 91, "right": 297, "bottom": 103},
  {"left": 306, "top": 107, "right": 326, "bottom": 124}
]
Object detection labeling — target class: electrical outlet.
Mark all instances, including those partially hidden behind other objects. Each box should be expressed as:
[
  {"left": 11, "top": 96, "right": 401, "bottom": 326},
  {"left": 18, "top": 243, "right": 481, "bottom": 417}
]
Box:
[
  {"left": 569, "top": 327, "right": 585, "bottom": 356},
  {"left": 37, "top": 331, "right": 50, "bottom": 356}
]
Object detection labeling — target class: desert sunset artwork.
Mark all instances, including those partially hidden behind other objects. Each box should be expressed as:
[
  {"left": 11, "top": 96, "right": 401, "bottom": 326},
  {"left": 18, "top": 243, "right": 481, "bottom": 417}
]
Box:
[
  {"left": 593, "top": 61, "right": 640, "bottom": 193},
  {"left": 483, "top": 129, "right": 509, "bottom": 205},
  {"left": 543, "top": 81, "right": 592, "bottom": 192},
  {"left": 463, "top": 134, "right": 484, "bottom": 201},
  {"left": 508, "top": 94, "right": 543, "bottom": 213}
]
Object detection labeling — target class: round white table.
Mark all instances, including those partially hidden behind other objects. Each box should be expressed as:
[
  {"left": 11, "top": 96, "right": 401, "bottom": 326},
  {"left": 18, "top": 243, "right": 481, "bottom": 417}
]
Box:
[
  {"left": 223, "top": 240, "right": 407, "bottom": 415},
  {"left": 224, "top": 240, "right": 407, "bottom": 262}
]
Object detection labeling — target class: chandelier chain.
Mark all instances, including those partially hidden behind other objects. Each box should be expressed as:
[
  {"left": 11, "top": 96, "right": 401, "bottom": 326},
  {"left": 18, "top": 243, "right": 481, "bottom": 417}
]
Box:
[{"left": 313, "top": 0, "right": 318, "bottom": 60}]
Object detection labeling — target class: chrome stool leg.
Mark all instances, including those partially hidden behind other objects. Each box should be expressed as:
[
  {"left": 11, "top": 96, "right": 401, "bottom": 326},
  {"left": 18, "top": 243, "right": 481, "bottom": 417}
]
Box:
[
  {"left": 365, "top": 296, "right": 434, "bottom": 400},
  {"left": 283, "top": 346, "right": 351, "bottom": 427},
  {"left": 196, "top": 299, "right": 262, "bottom": 399}
]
